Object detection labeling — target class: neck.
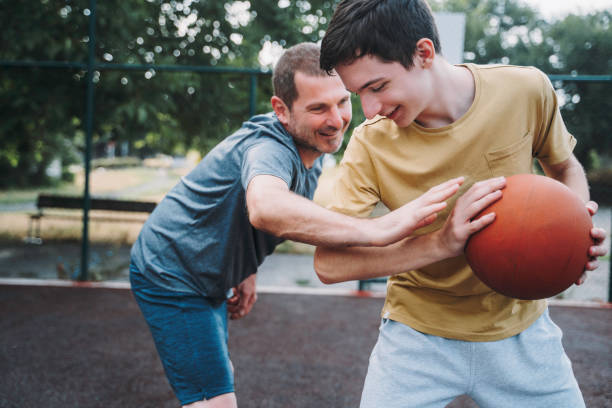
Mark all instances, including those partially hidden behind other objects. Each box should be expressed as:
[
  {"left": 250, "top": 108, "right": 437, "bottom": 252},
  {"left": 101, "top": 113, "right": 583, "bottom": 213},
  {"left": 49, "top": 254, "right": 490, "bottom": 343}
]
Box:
[
  {"left": 296, "top": 146, "right": 321, "bottom": 169},
  {"left": 415, "top": 60, "right": 475, "bottom": 128}
]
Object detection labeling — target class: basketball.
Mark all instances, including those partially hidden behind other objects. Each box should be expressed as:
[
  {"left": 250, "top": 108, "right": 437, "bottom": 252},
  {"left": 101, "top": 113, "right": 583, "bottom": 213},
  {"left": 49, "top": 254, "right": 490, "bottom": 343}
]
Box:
[{"left": 465, "top": 174, "right": 593, "bottom": 300}]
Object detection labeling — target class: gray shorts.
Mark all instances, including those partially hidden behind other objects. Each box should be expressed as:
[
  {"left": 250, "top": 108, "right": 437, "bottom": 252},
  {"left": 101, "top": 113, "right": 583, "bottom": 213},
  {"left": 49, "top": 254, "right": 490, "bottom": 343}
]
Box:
[{"left": 360, "top": 308, "right": 584, "bottom": 408}]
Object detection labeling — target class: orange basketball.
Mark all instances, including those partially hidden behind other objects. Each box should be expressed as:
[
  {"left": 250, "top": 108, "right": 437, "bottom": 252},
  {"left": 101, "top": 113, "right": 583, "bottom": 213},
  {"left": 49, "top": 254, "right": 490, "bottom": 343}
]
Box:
[{"left": 465, "top": 174, "right": 593, "bottom": 300}]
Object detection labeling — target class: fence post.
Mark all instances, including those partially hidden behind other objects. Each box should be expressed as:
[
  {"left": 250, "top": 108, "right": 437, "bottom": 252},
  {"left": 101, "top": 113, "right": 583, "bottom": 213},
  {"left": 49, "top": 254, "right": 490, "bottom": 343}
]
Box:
[
  {"left": 249, "top": 74, "right": 257, "bottom": 118},
  {"left": 80, "top": 0, "right": 97, "bottom": 281},
  {"left": 608, "top": 232, "right": 611, "bottom": 302}
]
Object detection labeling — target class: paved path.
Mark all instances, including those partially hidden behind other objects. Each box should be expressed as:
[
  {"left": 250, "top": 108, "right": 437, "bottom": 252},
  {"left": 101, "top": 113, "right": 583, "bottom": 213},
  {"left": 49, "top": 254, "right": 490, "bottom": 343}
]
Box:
[{"left": 0, "top": 245, "right": 608, "bottom": 302}]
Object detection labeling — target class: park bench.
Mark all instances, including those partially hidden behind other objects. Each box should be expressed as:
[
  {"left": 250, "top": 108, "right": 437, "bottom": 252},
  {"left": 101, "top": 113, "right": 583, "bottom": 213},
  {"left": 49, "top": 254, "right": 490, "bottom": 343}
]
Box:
[{"left": 26, "top": 194, "right": 157, "bottom": 244}]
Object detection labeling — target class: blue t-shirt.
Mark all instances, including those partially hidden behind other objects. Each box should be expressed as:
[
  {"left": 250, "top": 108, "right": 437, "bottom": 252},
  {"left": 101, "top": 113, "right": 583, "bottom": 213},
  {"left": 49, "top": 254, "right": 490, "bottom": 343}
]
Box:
[{"left": 130, "top": 112, "right": 322, "bottom": 299}]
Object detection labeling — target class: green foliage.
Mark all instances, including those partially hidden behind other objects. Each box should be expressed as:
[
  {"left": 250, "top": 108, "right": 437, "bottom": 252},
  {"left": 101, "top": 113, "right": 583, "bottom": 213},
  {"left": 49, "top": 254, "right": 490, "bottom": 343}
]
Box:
[
  {"left": 546, "top": 12, "right": 612, "bottom": 166},
  {"left": 433, "top": 0, "right": 611, "bottom": 168},
  {"left": 91, "top": 156, "right": 142, "bottom": 169},
  {"left": 587, "top": 166, "right": 612, "bottom": 205},
  {"left": 1, "top": 0, "right": 610, "bottom": 189},
  {"left": 0, "top": 0, "right": 339, "bottom": 188}
]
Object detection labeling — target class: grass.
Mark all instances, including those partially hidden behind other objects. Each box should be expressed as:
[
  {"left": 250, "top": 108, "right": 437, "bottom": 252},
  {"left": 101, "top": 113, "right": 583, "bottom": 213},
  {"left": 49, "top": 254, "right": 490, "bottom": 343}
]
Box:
[
  {"left": 0, "top": 165, "right": 187, "bottom": 245},
  {"left": 4, "top": 164, "right": 609, "bottom": 254},
  {"left": 0, "top": 212, "right": 144, "bottom": 245},
  {"left": 0, "top": 164, "right": 337, "bottom": 250},
  {"left": 274, "top": 240, "right": 316, "bottom": 255},
  {"left": 0, "top": 184, "right": 82, "bottom": 205},
  {"left": 0, "top": 166, "right": 189, "bottom": 206}
]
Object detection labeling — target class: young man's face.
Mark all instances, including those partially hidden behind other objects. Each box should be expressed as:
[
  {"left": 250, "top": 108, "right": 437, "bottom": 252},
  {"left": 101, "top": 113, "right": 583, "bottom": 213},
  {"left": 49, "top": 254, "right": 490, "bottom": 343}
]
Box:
[
  {"left": 336, "top": 54, "right": 430, "bottom": 128},
  {"left": 283, "top": 71, "right": 352, "bottom": 157}
]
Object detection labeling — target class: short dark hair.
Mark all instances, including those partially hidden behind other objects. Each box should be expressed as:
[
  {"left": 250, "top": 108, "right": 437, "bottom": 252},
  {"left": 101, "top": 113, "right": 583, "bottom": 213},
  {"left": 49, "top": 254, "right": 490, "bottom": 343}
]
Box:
[
  {"left": 320, "top": 0, "right": 441, "bottom": 72},
  {"left": 272, "top": 42, "right": 327, "bottom": 110}
]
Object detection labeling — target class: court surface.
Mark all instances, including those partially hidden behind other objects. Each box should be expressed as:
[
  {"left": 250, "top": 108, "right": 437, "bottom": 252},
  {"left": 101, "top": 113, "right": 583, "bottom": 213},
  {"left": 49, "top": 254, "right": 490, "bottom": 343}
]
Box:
[{"left": 0, "top": 284, "right": 610, "bottom": 407}]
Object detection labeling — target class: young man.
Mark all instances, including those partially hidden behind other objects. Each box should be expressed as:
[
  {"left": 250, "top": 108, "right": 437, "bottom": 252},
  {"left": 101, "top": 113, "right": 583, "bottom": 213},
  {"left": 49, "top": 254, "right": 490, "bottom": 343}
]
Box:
[
  {"left": 317, "top": 1, "right": 608, "bottom": 407},
  {"left": 130, "top": 42, "right": 493, "bottom": 408}
]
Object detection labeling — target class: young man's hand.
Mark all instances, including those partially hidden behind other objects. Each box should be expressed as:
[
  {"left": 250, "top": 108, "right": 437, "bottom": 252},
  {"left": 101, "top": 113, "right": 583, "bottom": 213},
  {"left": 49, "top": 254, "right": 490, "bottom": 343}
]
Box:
[
  {"left": 227, "top": 273, "right": 257, "bottom": 320},
  {"left": 437, "top": 177, "right": 506, "bottom": 257},
  {"left": 576, "top": 201, "right": 608, "bottom": 285}
]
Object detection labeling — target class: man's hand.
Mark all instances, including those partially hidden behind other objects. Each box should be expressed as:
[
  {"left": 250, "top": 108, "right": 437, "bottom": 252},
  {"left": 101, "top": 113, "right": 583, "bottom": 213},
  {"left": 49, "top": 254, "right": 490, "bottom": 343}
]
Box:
[
  {"left": 246, "top": 174, "right": 463, "bottom": 249},
  {"left": 438, "top": 177, "right": 506, "bottom": 257},
  {"left": 576, "top": 201, "right": 608, "bottom": 285},
  {"left": 227, "top": 273, "right": 257, "bottom": 320},
  {"left": 369, "top": 177, "right": 465, "bottom": 246}
]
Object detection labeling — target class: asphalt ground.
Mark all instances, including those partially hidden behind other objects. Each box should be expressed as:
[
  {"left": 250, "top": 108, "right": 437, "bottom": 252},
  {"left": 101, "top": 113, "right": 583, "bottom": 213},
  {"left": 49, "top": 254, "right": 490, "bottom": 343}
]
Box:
[{"left": 0, "top": 284, "right": 610, "bottom": 408}]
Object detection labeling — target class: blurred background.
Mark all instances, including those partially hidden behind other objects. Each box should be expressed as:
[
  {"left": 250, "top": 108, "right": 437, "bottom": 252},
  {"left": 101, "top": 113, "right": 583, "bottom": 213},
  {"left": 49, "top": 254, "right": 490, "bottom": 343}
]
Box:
[{"left": 0, "top": 0, "right": 610, "bottom": 301}]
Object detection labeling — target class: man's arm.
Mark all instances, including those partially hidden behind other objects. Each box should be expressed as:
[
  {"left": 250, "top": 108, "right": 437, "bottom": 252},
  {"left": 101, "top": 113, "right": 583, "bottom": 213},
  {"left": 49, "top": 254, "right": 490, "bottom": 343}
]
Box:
[
  {"left": 539, "top": 154, "right": 608, "bottom": 283},
  {"left": 246, "top": 174, "right": 464, "bottom": 248},
  {"left": 313, "top": 177, "right": 506, "bottom": 283}
]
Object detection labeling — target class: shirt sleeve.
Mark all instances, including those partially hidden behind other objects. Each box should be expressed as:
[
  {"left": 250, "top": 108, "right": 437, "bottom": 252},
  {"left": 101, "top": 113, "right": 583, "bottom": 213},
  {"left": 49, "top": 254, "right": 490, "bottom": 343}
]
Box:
[
  {"left": 329, "top": 128, "right": 381, "bottom": 218},
  {"left": 241, "top": 140, "right": 295, "bottom": 191},
  {"left": 532, "top": 69, "right": 577, "bottom": 165}
]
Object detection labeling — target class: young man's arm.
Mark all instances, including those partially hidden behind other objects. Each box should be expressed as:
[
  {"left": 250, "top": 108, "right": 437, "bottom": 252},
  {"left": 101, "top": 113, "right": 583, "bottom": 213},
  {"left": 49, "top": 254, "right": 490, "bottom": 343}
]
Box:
[
  {"left": 246, "top": 174, "right": 464, "bottom": 248},
  {"left": 313, "top": 177, "right": 506, "bottom": 283},
  {"left": 539, "top": 154, "right": 608, "bottom": 283},
  {"left": 540, "top": 154, "right": 589, "bottom": 200}
]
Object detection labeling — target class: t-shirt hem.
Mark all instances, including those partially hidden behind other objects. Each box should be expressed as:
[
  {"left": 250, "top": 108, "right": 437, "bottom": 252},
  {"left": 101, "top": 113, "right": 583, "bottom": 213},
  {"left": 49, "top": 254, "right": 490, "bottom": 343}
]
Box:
[
  {"left": 382, "top": 300, "right": 547, "bottom": 342},
  {"left": 541, "top": 134, "right": 576, "bottom": 166}
]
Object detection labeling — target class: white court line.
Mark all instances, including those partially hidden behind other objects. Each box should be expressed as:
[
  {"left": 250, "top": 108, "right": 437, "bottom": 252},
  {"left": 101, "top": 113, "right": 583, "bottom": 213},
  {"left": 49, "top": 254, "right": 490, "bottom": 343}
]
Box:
[
  {"left": 547, "top": 298, "right": 612, "bottom": 309},
  {"left": 257, "top": 284, "right": 386, "bottom": 298},
  {"left": 0, "top": 277, "right": 130, "bottom": 289},
  {"left": 0, "top": 278, "right": 383, "bottom": 297},
  {"left": 0, "top": 278, "right": 609, "bottom": 307}
]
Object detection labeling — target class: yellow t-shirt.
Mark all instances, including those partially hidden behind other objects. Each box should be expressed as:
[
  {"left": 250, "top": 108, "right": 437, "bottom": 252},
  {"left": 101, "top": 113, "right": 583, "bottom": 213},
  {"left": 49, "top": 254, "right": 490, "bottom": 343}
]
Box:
[{"left": 331, "top": 64, "right": 576, "bottom": 341}]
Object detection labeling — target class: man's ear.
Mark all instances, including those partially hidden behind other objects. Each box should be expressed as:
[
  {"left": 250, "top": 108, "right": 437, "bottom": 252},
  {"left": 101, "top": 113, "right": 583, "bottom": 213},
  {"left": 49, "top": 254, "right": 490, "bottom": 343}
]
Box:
[
  {"left": 415, "top": 38, "right": 435, "bottom": 68},
  {"left": 271, "top": 96, "right": 290, "bottom": 126}
]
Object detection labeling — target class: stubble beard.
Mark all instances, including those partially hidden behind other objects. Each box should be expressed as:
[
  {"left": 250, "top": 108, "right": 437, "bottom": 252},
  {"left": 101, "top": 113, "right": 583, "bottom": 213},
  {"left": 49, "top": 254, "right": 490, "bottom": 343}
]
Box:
[{"left": 290, "top": 123, "right": 343, "bottom": 155}]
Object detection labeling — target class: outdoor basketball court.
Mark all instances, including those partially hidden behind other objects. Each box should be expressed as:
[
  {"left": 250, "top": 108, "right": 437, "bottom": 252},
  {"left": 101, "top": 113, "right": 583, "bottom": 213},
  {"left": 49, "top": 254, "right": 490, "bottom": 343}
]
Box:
[{"left": 0, "top": 282, "right": 609, "bottom": 408}]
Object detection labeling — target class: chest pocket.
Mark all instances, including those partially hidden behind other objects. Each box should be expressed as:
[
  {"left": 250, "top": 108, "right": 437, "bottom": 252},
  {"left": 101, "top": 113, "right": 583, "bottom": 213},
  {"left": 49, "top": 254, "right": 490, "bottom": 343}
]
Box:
[{"left": 485, "top": 133, "right": 534, "bottom": 177}]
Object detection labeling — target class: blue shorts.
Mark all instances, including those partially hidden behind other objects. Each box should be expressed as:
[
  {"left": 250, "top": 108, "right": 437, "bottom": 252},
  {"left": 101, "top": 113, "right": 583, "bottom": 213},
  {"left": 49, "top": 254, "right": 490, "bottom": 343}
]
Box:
[
  {"left": 360, "top": 309, "right": 584, "bottom": 408},
  {"left": 130, "top": 265, "right": 234, "bottom": 405}
]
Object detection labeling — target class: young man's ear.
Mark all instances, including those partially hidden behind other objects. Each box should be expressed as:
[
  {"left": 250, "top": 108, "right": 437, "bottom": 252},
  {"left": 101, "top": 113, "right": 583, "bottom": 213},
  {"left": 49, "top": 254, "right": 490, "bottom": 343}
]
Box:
[
  {"left": 271, "top": 96, "right": 290, "bottom": 126},
  {"left": 415, "top": 38, "right": 435, "bottom": 69}
]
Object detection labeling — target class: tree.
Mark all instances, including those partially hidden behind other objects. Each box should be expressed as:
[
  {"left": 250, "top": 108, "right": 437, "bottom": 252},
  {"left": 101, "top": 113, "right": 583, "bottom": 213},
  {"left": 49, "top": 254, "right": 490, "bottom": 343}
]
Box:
[
  {"left": 2, "top": 0, "right": 609, "bottom": 188},
  {"left": 546, "top": 11, "right": 612, "bottom": 168},
  {"left": 0, "top": 0, "right": 341, "bottom": 188},
  {"left": 432, "top": 0, "right": 611, "bottom": 168},
  {"left": 0, "top": 0, "right": 88, "bottom": 187}
]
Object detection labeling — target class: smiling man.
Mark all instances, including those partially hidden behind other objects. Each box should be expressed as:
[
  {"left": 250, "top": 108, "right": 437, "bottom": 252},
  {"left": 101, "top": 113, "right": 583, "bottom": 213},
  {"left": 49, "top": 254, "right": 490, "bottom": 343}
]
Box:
[
  {"left": 317, "top": 1, "right": 607, "bottom": 407},
  {"left": 129, "top": 42, "right": 470, "bottom": 408}
]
